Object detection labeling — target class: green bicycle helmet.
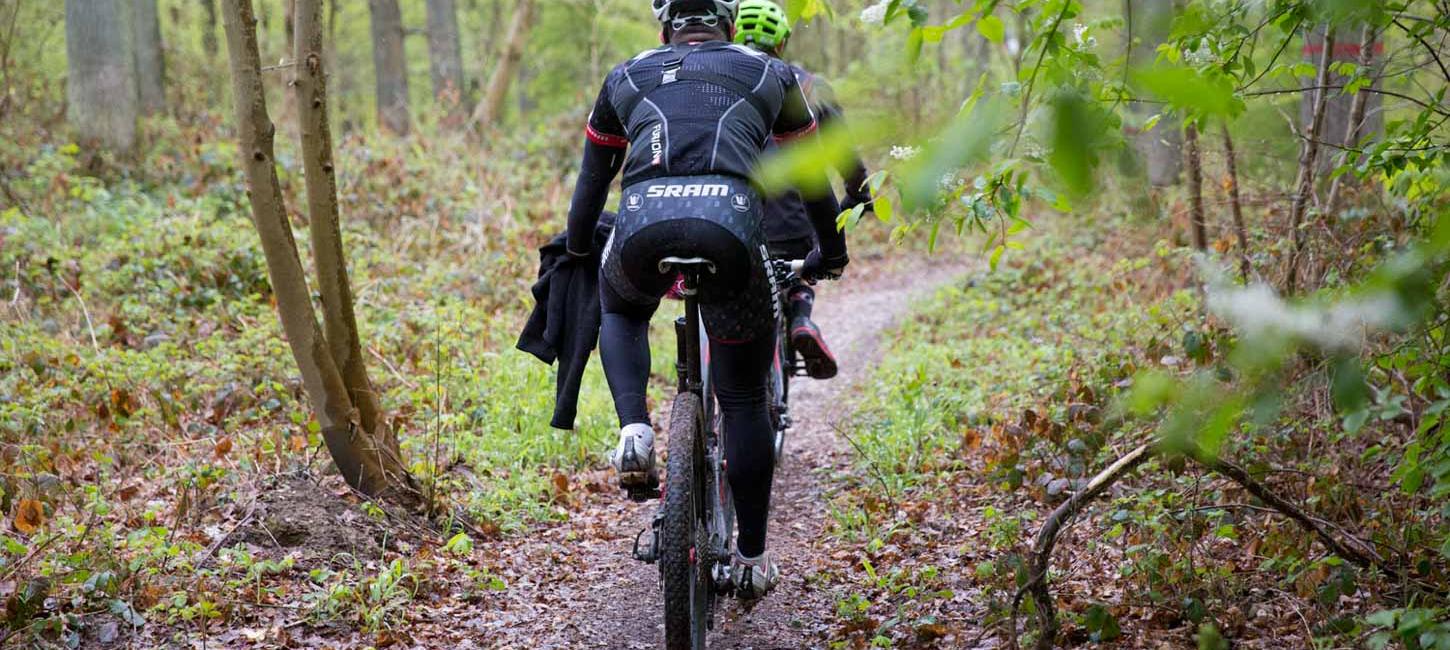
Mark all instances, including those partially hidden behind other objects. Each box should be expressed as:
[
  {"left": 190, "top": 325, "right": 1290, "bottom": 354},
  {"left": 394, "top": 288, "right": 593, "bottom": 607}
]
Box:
[{"left": 734, "top": 0, "right": 791, "bottom": 52}]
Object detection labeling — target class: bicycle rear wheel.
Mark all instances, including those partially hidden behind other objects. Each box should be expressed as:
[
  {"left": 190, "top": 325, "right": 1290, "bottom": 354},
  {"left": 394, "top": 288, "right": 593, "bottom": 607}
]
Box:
[
  {"left": 661, "top": 392, "right": 710, "bottom": 650},
  {"left": 769, "top": 326, "right": 790, "bottom": 461}
]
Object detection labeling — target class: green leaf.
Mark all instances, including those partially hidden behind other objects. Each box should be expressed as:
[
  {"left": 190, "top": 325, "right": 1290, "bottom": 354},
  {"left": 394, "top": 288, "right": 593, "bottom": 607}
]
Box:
[
  {"left": 1084, "top": 604, "right": 1122, "bottom": 641},
  {"left": 444, "top": 532, "right": 474, "bottom": 556},
  {"left": 988, "top": 244, "right": 1006, "bottom": 271},
  {"left": 786, "top": 0, "right": 833, "bottom": 23},
  {"left": 1331, "top": 356, "right": 1370, "bottom": 413},
  {"left": 875, "top": 196, "right": 894, "bottom": 223},
  {"left": 1365, "top": 609, "right": 1400, "bottom": 628},
  {"left": 1132, "top": 64, "right": 1245, "bottom": 119},
  {"left": 837, "top": 203, "right": 867, "bottom": 230},
  {"left": 898, "top": 98, "right": 1004, "bottom": 214},
  {"left": 1047, "top": 91, "right": 1102, "bottom": 197},
  {"left": 1343, "top": 409, "right": 1371, "bottom": 434},
  {"left": 1196, "top": 623, "right": 1229, "bottom": 650},
  {"left": 754, "top": 120, "right": 886, "bottom": 197},
  {"left": 976, "top": 15, "right": 1005, "bottom": 43}
]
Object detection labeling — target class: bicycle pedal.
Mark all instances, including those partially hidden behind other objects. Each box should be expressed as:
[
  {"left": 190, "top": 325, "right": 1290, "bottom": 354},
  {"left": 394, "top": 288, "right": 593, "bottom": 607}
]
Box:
[
  {"left": 632, "top": 522, "right": 660, "bottom": 564},
  {"left": 625, "top": 485, "right": 660, "bottom": 502}
]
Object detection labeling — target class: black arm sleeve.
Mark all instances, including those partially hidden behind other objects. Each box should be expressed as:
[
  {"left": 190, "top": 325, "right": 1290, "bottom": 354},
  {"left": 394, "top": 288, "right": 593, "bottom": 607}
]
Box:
[
  {"left": 565, "top": 140, "right": 626, "bottom": 256},
  {"left": 805, "top": 191, "right": 847, "bottom": 262}
]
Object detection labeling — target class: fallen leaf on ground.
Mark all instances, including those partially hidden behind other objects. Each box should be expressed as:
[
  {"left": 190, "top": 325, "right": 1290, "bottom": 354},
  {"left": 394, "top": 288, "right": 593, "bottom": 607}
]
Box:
[{"left": 13, "top": 499, "right": 44, "bottom": 534}]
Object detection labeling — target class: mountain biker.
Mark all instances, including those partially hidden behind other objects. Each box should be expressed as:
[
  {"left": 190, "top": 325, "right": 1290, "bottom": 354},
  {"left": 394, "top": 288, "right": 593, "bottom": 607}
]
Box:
[
  {"left": 564, "top": 0, "right": 849, "bottom": 598},
  {"left": 735, "top": 0, "right": 872, "bottom": 380}
]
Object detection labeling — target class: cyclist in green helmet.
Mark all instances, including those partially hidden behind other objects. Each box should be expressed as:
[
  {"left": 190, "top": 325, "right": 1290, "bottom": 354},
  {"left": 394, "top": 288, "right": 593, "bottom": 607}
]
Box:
[{"left": 736, "top": 0, "right": 872, "bottom": 381}]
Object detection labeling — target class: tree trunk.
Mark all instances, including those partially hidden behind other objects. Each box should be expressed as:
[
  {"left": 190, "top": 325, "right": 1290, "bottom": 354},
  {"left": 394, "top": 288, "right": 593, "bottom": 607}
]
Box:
[
  {"left": 426, "top": 0, "right": 465, "bottom": 123},
  {"left": 1325, "top": 25, "right": 1378, "bottom": 215},
  {"left": 1221, "top": 124, "right": 1251, "bottom": 282},
  {"left": 1185, "top": 122, "right": 1207, "bottom": 252},
  {"left": 368, "top": 0, "right": 410, "bottom": 135},
  {"left": 1285, "top": 25, "right": 1336, "bottom": 295},
  {"left": 222, "top": 0, "right": 414, "bottom": 502},
  {"left": 470, "top": 0, "right": 534, "bottom": 129},
  {"left": 200, "top": 0, "right": 218, "bottom": 56},
  {"left": 1302, "top": 24, "right": 1381, "bottom": 174},
  {"left": 293, "top": 0, "right": 396, "bottom": 459},
  {"left": 131, "top": 0, "right": 164, "bottom": 113},
  {"left": 1125, "top": 0, "right": 1180, "bottom": 186},
  {"left": 284, "top": 0, "right": 296, "bottom": 51},
  {"left": 66, "top": 0, "right": 139, "bottom": 154}
]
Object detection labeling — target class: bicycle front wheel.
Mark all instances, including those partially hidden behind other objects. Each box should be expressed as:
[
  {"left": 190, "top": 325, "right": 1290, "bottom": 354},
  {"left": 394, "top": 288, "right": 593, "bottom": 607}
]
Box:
[{"left": 661, "top": 392, "right": 710, "bottom": 650}]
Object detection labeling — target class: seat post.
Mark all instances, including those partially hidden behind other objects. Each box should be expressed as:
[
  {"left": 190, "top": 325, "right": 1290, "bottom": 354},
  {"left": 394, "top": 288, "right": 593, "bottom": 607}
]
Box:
[{"left": 682, "top": 271, "right": 704, "bottom": 396}]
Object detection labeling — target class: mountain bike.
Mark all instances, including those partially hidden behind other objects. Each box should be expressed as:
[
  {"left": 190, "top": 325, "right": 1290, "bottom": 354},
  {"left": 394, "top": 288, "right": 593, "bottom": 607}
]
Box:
[{"left": 631, "top": 256, "right": 808, "bottom": 650}]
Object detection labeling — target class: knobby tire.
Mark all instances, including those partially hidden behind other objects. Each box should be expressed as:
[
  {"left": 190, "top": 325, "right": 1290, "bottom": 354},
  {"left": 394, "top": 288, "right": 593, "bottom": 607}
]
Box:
[{"left": 661, "top": 392, "right": 708, "bottom": 650}]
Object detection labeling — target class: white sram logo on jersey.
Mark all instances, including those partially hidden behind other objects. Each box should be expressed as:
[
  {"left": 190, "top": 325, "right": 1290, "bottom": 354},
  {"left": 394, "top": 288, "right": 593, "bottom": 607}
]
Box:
[
  {"left": 645, "top": 183, "right": 730, "bottom": 198},
  {"left": 649, "top": 123, "right": 664, "bottom": 166}
]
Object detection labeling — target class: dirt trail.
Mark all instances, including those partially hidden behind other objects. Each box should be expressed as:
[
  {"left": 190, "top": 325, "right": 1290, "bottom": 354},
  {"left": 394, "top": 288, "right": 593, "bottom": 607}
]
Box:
[{"left": 474, "top": 258, "right": 965, "bottom": 649}]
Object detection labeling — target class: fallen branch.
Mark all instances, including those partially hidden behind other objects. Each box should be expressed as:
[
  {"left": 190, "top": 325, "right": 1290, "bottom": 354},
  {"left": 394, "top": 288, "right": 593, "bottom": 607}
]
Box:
[
  {"left": 1009, "top": 442, "right": 1156, "bottom": 650},
  {"left": 1186, "top": 446, "right": 1398, "bottom": 581},
  {"left": 1008, "top": 439, "right": 1425, "bottom": 649}
]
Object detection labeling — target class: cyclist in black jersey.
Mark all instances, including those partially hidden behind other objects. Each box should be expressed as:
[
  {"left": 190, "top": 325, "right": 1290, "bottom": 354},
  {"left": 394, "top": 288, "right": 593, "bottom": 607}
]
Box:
[
  {"left": 735, "top": 0, "right": 872, "bottom": 381},
  {"left": 563, "top": 0, "right": 848, "bottom": 598}
]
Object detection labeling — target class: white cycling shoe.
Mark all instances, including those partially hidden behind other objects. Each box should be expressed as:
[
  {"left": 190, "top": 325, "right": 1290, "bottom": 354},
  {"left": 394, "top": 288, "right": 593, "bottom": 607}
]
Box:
[
  {"left": 731, "top": 549, "right": 780, "bottom": 600},
  {"left": 610, "top": 423, "right": 657, "bottom": 491}
]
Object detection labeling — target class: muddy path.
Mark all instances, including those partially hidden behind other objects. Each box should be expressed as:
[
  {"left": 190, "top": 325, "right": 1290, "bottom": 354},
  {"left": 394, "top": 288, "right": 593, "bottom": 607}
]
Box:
[{"left": 475, "top": 258, "right": 966, "bottom": 649}]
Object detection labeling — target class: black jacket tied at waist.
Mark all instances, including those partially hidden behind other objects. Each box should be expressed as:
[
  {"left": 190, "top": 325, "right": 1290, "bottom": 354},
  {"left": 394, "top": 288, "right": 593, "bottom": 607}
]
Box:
[{"left": 517, "top": 212, "right": 615, "bottom": 430}]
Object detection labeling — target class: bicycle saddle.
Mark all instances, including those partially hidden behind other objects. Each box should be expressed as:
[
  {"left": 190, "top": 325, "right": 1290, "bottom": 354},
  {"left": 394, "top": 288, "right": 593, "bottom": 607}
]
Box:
[{"left": 658, "top": 256, "right": 717, "bottom": 275}]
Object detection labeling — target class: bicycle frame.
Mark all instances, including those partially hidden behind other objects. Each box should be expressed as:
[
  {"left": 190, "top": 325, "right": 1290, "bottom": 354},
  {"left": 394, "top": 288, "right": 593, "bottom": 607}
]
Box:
[{"left": 637, "top": 256, "right": 808, "bottom": 648}]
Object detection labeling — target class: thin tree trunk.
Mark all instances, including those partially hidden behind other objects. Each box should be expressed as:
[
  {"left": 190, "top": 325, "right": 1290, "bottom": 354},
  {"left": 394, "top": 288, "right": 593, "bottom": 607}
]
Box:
[
  {"left": 284, "top": 0, "right": 296, "bottom": 50},
  {"left": 132, "top": 0, "right": 164, "bottom": 112},
  {"left": 426, "top": 0, "right": 465, "bottom": 123},
  {"left": 1285, "top": 25, "right": 1336, "bottom": 295},
  {"left": 66, "top": 0, "right": 139, "bottom": 154},
  {"left": 1221, "top": 123, "right": 1251, "bottom": 282},
  {"left": 470, "top": 0, "right": 534, "bottom": 129},
  {"left": 222, "top": 0, "right": 412, "bottom": 501},
  {"left": 368, "top": 0, "right": 410, "bottom": 135},
  {"left": 200, "top": 0, "right": 218, "bottom": 56},
  {"left": 294, "top": 0, "right": 396, "bottom": 457},
  {"left": 1185, "top": 122, "right": 1207, "bottom": 252},
  {"left": 1325, "top": 25, "right": 1377, "bottom": 215}
]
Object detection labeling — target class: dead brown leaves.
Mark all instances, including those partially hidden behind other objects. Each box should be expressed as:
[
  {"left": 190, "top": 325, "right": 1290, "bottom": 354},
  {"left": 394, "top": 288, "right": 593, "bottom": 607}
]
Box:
[{"left": 11, "top": 499, "right": 44, "bottom": 535}]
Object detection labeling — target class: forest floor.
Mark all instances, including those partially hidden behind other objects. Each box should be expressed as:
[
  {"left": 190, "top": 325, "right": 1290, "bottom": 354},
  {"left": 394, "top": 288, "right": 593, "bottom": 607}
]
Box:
[{"left": 465, "top": 256, "right": 972, "bottom": 649}]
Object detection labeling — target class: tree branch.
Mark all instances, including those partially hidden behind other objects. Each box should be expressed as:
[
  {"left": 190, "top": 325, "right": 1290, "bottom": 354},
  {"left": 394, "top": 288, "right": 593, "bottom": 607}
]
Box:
[
  {"left": 1393, "top": 17, "right": 1450, "bottom": 84},
  {"left": 1009, "top": 443, "right": 1156, "bottom": 650}
]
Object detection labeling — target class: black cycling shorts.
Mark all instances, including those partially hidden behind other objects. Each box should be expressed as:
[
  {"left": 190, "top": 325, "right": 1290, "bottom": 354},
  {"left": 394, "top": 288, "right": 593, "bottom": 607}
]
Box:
[{"left": 601, "top": 175, "right": 778, "bottom": 342}]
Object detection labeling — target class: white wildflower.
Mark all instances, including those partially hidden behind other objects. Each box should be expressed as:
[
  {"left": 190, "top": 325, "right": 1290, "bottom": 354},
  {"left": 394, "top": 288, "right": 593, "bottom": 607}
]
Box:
[
  {"left": 1072, "top": 23, "right": 1088, "bottom": 45},
  {"left": 889, "top": 145, "right": 920, "bottom": 160},
  {"left": 860, "top": 1, "right": 888, "bottom": 26},
  {"left": 1183, "top": 45, "right": 1215, "bottom": 66}
]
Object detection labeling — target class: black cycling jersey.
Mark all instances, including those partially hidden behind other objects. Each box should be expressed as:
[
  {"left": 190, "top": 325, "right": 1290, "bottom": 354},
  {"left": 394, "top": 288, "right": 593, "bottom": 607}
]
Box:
[
  {"left": 565, "top": 39, "right": 847, "bottom": 266},
  {"left": 586, "top": 41, "right": 817, "bottom": 186},
  {"left": 760, "top": 64, "right": 872, "bottom": 249}
]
